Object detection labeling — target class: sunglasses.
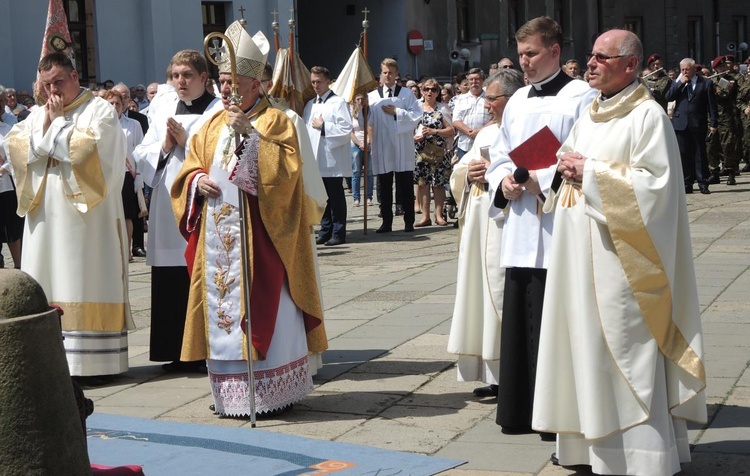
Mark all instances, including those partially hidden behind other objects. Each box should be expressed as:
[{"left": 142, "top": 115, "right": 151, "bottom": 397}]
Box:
[
  {"left": 585, "top": 52, "right": 631, "bottom": 63},
  {"left": 422, "top": 87, "right": 439, "bottom": 93}
]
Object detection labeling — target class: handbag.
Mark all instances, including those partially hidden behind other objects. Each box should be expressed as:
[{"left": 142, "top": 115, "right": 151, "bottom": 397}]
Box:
[{"left": 419, "top": 140, "right": 446, "bottom": 165}]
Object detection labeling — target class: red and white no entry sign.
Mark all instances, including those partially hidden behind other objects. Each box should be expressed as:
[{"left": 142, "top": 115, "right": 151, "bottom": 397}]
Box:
[{"left": 407, "top": 30, "right": 424, "bottom": 55}]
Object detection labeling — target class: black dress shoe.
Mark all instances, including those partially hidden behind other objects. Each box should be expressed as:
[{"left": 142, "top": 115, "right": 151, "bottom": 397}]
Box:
[
  {"left": 500, "top": 425, "right": 534, "bottom": 435},
  {"left": 315, "top": 235, "right": 330, "bottom": 245},
  {"left": 539, "top": 432, "right": 556, "bottom": 442},
  {"left": 132, "top": 247, "right": 147, "bottom": 258},
  {"left": 472, "top": 384, "right": 499, "bottom": 398},
  {"left": 727, "top": 173, "right": 737, "bottom": 185},
  {"left": 707, "top": 173, "right": 721, "bottom": 185},
  {"left": 404, "top": 224, "right": 414, "bottom": 232},
  {"left": 162, "top": 360, "right": 207, "bottom": 373},
  {"left": 685, "top": 186, "right": 693, "bottom": 194},
  {"left": 376, "top": 225, "right": 392, "bottom": 233},
  {"left": 550, "top": 452, "right": 560, "bottom": 466},
  {"left": 699, "top": 185, "right": 711, "bottom": 195},
  {"left": 324, "top": 237, "right": 345, "bottom": 246},
  {"left": 73, "top": 375, "right": 114, "bottom": 387}
]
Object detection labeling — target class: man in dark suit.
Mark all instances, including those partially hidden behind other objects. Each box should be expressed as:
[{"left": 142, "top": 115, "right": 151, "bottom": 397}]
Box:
[{"left": 665, "top": 57, "right": 718, "bottom": 194}]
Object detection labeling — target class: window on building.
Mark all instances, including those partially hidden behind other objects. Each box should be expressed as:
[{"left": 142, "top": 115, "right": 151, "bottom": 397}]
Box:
[
  {"left": 64, "top": 0, "right": 96, "bottom": 84},
  {"left": 554, "top": 0, "right": 565, "bottom": 36},
  {"left": 507, "top": 0, "right": 520, "bottom": 46},
  {"left": 202, "top": 2, "right": 229, "bottom": 79},
  {"left": 623, "top": 17, "right": 643, "bottom": 44},
  {"left": 731, "top": 16, "right": 747, "bottom": 61},
  {"left": 456, "top": 0, "right": 473, "bottom": 43},
  {"left": 687, "top": 17, "right": 702, "bottom": 62}
]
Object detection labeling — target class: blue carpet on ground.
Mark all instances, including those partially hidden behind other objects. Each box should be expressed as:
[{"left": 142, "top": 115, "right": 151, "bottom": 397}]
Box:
[{"left": 87, "top": 413, "right": 464, "bottom": 475}]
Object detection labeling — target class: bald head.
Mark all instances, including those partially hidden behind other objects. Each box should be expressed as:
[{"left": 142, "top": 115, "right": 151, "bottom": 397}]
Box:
[{"left": 586, "top": 29, "right": 642, "bottom": 96}]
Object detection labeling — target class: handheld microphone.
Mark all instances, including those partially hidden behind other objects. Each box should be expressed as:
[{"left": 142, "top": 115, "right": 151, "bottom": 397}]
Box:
[{"left": 513, "top": 166, "right": 546, "bottom": 203}]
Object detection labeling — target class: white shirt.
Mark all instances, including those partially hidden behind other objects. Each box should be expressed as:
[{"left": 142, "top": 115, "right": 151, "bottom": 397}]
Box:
[
  {"left": 453, "top": 90, "right": 490, "bottom": 151},
  {"left": 303, "top": 90, "right": 353, "bottom": 178},
  {"left": 367, "top": 85, "right": 422, "bottom": 174},
  {"left": 0, "top": 121, "right": 13, "bottom": 193}
]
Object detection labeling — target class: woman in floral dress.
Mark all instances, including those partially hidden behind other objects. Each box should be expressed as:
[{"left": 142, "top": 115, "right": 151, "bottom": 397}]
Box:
[{"left": 413, "top": 78, "right": 455, "bottom": 226}]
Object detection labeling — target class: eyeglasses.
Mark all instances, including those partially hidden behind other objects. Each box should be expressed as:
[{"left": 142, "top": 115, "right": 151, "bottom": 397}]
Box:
[
  {"left": 484, "top": 94, "right": 509, "bottom": 102},
  {"left": 500, "top": 65, "right": 513, "bottom": 69},
  {"left": 586, "top": 52, "right": 630, "bottom": 63},
  {"left": 422, "top": 87, "right": 439, "bottom": 93}
]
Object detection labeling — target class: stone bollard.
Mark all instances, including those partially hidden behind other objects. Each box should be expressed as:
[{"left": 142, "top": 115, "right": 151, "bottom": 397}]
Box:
[{"left": 0, "top": 269, "right": 91, "bottom": 475}]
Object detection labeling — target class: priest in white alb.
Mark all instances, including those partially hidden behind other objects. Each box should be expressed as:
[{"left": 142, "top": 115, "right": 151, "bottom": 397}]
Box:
[
  {"left": 1, "top": 52, "right": 133, "bottom": 379},
  {"left": 447, "top": 68, "right": 524, "bottom": 398},
  {"left": 532, "top": 29, "right": 706, "bottom": 475}
]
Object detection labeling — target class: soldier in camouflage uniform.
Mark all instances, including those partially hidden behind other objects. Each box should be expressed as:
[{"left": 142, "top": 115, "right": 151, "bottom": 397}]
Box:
[
  {"left": 737, "top": 64, "right": 750, "bottom": 172},
  {"left": 643, "top": 53, "right": 671, "bottom": 113},
  {"left": 707, "top": 56, "right": 742, "bottom": 185}
]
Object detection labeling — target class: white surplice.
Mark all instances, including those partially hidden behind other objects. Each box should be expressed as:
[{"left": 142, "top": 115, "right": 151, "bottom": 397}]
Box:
[
  {"left": 447, "top": 125, "right": 504, "bottom": 384},
  {"left": 133, "top": 95, "right": 220, "bottom": 266},
  {"left": 367, "top": 86, "right": 422, "bottom": 174},
  {"left": 1, "top": 90, "right": 134, "bottom": 376},
  {"left": 485, "top": 73, "right": 596, "bottom": 269},
  {"left": 303, "top": 91, "right": 353, "bottom": 178},
  {"left": 532, "top": 82, "right": 706, "bottom": 476}
]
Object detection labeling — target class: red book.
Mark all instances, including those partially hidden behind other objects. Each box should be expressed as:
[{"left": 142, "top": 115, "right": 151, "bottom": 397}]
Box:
[{"left": 508, "top": 126, "right": 561, "bottom": 170}]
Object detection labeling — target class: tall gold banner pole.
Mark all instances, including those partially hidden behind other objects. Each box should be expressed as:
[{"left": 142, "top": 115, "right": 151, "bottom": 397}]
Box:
[
  {"left": 362, "top": 7, "right": 371, "bottom": 234},
  {"left": 203, "top": 32, "right": 258, "bottom": 429}
]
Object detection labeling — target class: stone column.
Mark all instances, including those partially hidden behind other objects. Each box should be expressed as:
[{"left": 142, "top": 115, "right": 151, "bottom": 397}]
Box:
[{"left": 0, "top": 270, "right": 91, "bottom": 474}]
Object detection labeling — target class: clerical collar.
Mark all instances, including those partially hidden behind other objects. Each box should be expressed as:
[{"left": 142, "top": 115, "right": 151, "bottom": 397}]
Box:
[
  {"left": 528, "top": 69, "right": 574, "bottom": 98},
  {"left": 599, "top": 80, "right": 639, "bottom": 101},
  {"left": 176, "top": 91, "right": 215, "bottom": 115}
]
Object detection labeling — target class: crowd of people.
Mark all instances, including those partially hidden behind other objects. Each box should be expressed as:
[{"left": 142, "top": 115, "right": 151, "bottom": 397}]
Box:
[{"left": 1, "top": 13, "right": 748, "bottom": 475}]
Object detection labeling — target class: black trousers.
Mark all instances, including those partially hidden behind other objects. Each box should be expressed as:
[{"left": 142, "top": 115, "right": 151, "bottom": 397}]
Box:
[
  {"left": 132, "top": 216, "right": 145, "bottom": 250},
  {"left": 377, "top": 171, "right": 415, "bottom": 228},
  {"left": 675, "top": 129, "right": 709, "bottom": 187},
  {"left": 150, "top": 266, "right": 190, "bottom": 362},
  {"left": 496, "top": 267, "right": 547, "bottom": 430},
  {"left": 319, "top": 177, "right": 347, "bottom": 240}
]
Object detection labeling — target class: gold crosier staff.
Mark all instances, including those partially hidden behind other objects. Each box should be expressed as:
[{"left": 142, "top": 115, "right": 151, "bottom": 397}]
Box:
[{"left": 203, "top": 31, "right": 258, "bottom": 429}]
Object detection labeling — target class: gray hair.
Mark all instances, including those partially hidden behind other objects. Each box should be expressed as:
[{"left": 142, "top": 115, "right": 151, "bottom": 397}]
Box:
[
  {"left": 485, "top": 68, "right": 525, "bottom": 97},
  {"left": 616, "top": 30, "right": 643, "bottom": 65},
  {"left": 680, "top": 58, "right": 696, "bottom": 68}
]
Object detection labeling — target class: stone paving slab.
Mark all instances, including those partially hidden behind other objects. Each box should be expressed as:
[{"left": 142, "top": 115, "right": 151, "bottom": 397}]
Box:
[
  {"left": 320, "top": 372, "right": 433, "bottom": 395},
  {"left": 8, "top": 186, "right": 744, "bottom": 476},
  {"left": 436, "top": 441, "right": 553, "bottom": 473}
]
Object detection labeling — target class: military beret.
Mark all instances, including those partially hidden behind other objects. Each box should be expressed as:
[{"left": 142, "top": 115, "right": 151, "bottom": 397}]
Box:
[{"left": 646, "top": 54, "right": 660, "bottom": 66}]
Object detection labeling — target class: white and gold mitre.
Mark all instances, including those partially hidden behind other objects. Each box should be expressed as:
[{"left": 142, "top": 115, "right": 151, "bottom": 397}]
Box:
[{"left": 219, "top": 21, "right": 270, "bottom": 79}]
